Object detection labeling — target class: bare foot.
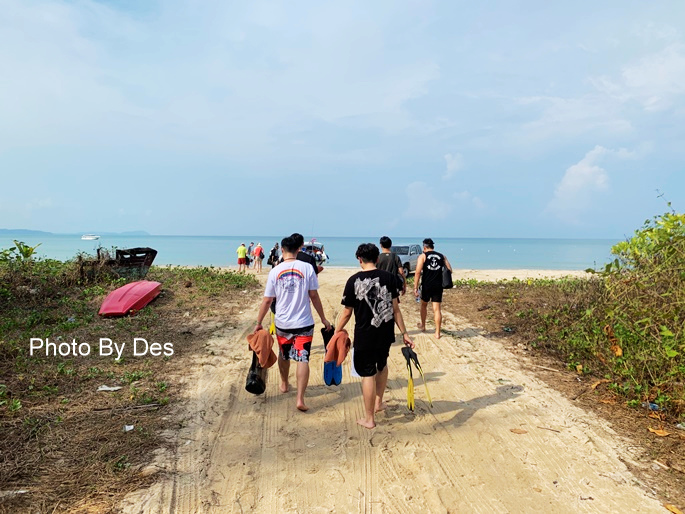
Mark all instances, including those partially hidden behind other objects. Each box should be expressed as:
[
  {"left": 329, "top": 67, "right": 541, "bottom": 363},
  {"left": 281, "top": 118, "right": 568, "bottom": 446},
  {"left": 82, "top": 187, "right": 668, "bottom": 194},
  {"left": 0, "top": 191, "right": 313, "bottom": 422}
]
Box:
[
  {"left": 280, "top": 382, "right": 290, "bottom": 393},
  {"left": 375, "top": 402, "right": 388, "bottom": 413},
  {"left": 357, "top": 418, "right": 376, "bottom": 429},
  {"left": 296, "top": 402, "right": 309, "bottom": 412},
  {"left": 434, "top": 331, "right": 441, "bottom": 339},
  {"left": 417, "top": 323, "right": 425, "bottom": 332}
]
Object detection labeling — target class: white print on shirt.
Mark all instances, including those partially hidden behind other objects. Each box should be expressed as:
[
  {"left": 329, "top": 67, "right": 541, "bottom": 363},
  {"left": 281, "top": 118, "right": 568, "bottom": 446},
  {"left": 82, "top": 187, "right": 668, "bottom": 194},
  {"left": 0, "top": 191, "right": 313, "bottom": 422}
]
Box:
[
  {"left": 354, "top": 277, "right": 393, "bottom": 328},
  {"left": 426, "top": 255, "right": 442, "bottom": 271}
]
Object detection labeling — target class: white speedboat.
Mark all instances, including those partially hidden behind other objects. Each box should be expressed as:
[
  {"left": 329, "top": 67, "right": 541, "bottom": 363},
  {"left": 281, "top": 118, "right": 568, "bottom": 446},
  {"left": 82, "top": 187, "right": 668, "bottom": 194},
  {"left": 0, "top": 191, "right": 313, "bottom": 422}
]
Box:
[
  {"left": 81, "top": 234, "right": 100, "bottom": 240},
  {"left": 303, "top": 240, "right": 328, "bottom": 264}
]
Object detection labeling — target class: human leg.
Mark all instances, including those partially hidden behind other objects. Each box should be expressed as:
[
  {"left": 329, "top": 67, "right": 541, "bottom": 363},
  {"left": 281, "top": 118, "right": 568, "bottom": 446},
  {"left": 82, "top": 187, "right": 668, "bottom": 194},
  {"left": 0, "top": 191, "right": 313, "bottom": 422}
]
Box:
[
  {"left": 433, "top": 302, "right": 442, "bottom": 338},
  {"left": 418, "top": 300, "right": 428, "bottom": 331},
  {"left": 358, "top": 376, "right": 376, "bottom": 429},
  {"left": 375, "top": 365, "right": 389, "bottom": 412},
  {"left": 295, "top": 361, "right": 310, "bottom": 411},
  {"left": 277, "top": 353, "right": 290, "bottom": 392}
]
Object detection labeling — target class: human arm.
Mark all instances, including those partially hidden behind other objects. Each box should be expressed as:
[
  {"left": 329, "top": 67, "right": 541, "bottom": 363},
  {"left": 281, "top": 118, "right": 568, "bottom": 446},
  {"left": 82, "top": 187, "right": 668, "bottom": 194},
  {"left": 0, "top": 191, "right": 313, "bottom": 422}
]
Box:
[
  {"left": 395, "top": 255, "right": 406, "bottom": 295},
  {"left": 392, "top": 298, "right": 414, "bottom": 348},
  {"left": 308, "top": 290, "right": 331, "bottom": 330},
  {"left": 444, "top": 255, "right": 453, "bottom": 272},
  {"left": 254, "top": 296, "right": 275, "bottom": 333},
  {"left": 336, "top": 306, "right": 353, "bottom": 333},
  {"left": 414, "top": 254, "right": 425, "bottom": 296}
]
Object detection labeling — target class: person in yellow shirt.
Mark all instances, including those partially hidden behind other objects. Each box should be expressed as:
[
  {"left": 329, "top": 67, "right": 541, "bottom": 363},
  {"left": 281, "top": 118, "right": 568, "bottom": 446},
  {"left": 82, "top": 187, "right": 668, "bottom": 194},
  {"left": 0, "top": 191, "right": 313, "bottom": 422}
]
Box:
[{"left": 236, "top": 243, "right": 248, "bottom": 272}]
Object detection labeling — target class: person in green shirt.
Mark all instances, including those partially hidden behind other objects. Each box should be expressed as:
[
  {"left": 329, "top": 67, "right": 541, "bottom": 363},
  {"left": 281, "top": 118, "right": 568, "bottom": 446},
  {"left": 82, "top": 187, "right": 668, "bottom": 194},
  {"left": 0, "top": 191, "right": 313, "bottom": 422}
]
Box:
[{"left": 236, "top": 243, "right": 248, "bottom": 272}]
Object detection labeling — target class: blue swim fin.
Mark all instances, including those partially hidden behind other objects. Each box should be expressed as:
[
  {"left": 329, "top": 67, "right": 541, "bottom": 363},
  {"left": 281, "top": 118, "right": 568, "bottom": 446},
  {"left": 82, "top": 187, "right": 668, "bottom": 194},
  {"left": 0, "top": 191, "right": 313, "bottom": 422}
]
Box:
[
  {"left": 332, "top": 361, "right": 343, "bottom": 386},
  {"left": 321, "top": 327, "right": 341, "bottom": 386},
  {"left": 323, "top": 360, "right": 336, "bottom": 386}
]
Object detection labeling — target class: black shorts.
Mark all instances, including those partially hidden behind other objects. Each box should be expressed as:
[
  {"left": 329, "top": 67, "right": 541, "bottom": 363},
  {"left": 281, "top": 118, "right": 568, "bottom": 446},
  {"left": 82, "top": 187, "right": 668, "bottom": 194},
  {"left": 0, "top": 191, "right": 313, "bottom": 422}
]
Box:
[
  {"left": 353, "top": 339, "right": 393, "bottom": 377},
  {"left": 421, "top": 287, "right": 443, "bottom": 303}
]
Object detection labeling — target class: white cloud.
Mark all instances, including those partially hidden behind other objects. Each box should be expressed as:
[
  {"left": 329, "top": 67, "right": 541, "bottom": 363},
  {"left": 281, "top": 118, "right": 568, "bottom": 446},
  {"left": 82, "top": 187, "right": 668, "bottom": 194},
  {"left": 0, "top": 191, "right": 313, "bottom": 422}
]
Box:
[
  {"left": 547, "top": 145, "right": 637, "bottom": 223},
  {"left": 453, "top": 191, "right": 486, "bottom": 211},
  {"left": 591, "top": 44, "right": 685, "bottom": 112},
  {"left": 443, "top": 153, "right": 463, "bottom": 179},
  {"left": 403, "top": 182, "right": 451, "bottom": 220}
]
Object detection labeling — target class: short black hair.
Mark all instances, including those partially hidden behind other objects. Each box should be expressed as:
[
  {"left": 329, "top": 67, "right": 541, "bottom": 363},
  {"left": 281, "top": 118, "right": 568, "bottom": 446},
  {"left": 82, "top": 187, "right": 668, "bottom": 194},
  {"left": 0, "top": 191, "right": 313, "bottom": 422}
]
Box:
[
  {"left": 291, "top": 233, "right": 304, "bottom": 247},
  {"left": 423, "top": 238, "right": 434, "bottom": 249},
  {"left": 356, "top": 243, "right": 380, "bottom": 264},
  {"left": 379, "top": 236, "right": 392, "bottom": 249},
  {"left": 281, "top": 236, "right": 299, "bottom": 253}
]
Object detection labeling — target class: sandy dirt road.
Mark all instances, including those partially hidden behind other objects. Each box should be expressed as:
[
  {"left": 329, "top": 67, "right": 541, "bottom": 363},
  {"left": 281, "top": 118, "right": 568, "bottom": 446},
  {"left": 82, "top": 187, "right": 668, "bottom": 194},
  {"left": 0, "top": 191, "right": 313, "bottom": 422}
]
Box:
[{"left": 120, "top": 268, "right": 665, "bottom": 513}]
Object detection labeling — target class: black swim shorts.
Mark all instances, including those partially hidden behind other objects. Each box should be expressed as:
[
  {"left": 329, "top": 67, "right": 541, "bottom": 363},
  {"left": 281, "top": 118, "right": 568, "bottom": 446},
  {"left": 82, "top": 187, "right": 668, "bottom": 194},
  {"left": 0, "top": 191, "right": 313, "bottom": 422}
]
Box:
[
  {"left": 420, "top": 287, "right": 443, "bottom": 303},
  {"left": 352, "top": 339, "right": 393, "bottom": 377}
]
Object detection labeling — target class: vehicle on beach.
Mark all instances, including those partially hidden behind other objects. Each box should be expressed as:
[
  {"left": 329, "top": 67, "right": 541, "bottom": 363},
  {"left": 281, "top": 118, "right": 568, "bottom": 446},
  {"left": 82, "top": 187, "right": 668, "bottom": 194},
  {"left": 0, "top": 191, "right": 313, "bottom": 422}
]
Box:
[
  {"left": 81, "top": 234, "right": 100, "bottom": 240},
  {"left": 303, "top": 240, "right": 328, "bottom": 264},
  {"left": 391, "top": 244, "right": 422, "bottom": 276}
]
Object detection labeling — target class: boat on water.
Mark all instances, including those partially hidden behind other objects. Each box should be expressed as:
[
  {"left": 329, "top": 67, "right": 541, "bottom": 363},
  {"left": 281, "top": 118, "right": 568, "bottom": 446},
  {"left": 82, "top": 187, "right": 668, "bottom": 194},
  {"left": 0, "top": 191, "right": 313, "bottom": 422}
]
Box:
[
  {"left": 81, "top": 234, "right": 100, "bottom": 240},
  {"left": 303, "top": 240, "right": 328, "bottom": 264}
]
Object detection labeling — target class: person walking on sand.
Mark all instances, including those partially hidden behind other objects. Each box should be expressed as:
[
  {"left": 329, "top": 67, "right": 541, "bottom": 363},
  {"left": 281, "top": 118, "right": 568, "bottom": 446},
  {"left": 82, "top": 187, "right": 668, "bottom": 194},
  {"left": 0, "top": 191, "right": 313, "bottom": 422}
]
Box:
[
  {"left": 254, "top": 235, "right": 331, "bottom": 412},
  {"left": 236, "top": 243, "right": 248, "bottom": 273},
  {"left": 336, "top": 243, "right": 414, "bottom": 429},
  {"left": 247, "top": 242, "right": 255, "bottom": 268},
  {"left": 376, "top": 236, "right": 406, "bottom": 298},
  {"left": 268, "top": 242, "right": 280, "bottom": 268},
  {"left": 414, "top": 238, "right": 452, "bottom": 339},
  {"left": 254, "top": 243, "right": 265, "bottom": 272}
]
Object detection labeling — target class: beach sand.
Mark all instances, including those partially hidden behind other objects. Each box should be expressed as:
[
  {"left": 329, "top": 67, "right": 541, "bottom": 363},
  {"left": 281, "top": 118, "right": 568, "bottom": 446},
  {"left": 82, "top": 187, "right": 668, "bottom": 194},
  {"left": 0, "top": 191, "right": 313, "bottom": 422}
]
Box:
[{"left": 121, "top": 267, "right": 662, "bottom": 513}]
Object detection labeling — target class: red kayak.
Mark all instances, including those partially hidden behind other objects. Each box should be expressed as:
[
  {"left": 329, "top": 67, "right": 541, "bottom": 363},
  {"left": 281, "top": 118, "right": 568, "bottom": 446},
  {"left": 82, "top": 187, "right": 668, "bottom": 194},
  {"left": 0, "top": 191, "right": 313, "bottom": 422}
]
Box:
[{"left": 98, "top": 280, "right": 162, "bottom": 317}]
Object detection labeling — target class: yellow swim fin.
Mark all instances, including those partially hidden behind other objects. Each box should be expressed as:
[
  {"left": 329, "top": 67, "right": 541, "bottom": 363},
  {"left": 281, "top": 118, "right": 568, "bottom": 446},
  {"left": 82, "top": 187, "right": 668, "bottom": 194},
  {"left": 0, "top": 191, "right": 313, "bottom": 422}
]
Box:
[
  {"left": 402, "top": 347, "right": 432, "bottom": 409},
  {"left": 269, "top": 312, "right": 276, "bottom": 335}
]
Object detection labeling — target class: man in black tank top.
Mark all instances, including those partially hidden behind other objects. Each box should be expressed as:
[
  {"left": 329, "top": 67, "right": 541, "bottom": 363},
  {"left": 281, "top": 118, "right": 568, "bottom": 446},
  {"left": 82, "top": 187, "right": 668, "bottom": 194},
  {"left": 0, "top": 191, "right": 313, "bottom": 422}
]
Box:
[{"left": 413, "top": 238, "right": 452, "bottom": 339}]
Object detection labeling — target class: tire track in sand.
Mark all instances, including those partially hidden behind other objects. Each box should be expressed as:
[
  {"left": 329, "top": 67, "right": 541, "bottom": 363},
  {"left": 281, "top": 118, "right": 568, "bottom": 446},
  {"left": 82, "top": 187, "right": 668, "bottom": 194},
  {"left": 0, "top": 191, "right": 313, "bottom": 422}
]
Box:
[{"left": 120, "top": 269, "right": 665, "bottom": 513}]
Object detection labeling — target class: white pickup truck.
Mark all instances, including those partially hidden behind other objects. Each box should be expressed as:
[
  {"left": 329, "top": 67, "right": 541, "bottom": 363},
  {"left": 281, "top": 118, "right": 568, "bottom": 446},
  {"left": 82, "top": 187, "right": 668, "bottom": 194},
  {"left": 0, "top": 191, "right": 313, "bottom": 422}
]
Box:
[{"left": 390, "top": 244, "right": 422, "bottom": 276}]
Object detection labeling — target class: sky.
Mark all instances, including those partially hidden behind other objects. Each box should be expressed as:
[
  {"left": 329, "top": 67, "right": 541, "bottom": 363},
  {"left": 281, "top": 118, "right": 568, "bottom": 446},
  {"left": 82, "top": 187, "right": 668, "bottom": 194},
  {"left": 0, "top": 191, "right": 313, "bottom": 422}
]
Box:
[{"left": 1, "top": 0, "right": 684, "bottom": 238}]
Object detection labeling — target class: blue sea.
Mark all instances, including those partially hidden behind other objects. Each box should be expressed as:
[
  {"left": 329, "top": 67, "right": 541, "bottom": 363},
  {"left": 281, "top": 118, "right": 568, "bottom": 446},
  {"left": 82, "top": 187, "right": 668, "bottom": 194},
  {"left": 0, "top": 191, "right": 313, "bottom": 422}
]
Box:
[{"left": 2, "top": 233, "right": 620, "bottom": 270}]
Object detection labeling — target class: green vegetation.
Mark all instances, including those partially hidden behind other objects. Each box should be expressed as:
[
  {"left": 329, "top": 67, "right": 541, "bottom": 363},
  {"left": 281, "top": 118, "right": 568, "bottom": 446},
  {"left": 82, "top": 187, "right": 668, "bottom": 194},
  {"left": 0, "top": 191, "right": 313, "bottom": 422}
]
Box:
[
  {"left": 0, "top": 247, "right": 259, "bottom": 511},
  {"left": 453, "top": 209, "right": 684, "bottom": 419}
]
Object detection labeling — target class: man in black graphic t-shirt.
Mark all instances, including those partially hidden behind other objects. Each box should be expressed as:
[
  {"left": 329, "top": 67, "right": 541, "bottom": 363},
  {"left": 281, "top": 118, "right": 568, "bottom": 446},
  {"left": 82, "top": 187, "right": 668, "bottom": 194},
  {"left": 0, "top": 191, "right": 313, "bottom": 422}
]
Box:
[
  {"left": 336, "top": 243, "right": 413, "bottom": 430},
  {"left": 376, "top": 236, "right": 405, "bottom": 296},
  {"left": 414, "top": 238, "right": 452, "bottom": 339}
]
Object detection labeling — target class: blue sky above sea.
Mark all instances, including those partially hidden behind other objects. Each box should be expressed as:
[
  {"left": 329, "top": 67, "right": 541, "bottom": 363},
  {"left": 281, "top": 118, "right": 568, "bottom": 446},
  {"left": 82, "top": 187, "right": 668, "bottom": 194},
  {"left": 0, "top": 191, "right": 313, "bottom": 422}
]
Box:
[{"left": 1, "top": 1, "right": 684, "bottom": 239}]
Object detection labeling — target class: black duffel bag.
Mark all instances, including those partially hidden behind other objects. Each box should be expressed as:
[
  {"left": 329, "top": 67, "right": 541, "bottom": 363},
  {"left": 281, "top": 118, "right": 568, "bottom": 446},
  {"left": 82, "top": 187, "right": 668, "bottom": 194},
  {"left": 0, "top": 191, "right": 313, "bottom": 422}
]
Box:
[
  {"left": 442, "top": 266, "right": 453, "bottom": 289},
  {"left": 245, "top": 351, "right": 267, "bottom": 395}
]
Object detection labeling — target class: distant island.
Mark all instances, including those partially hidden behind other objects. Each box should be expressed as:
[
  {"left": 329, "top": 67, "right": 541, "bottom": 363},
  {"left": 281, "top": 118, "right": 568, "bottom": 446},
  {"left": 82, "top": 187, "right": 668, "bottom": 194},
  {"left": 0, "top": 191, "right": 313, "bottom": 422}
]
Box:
[{"left": 0, "top": 229, "right": 151, "bottom": 236}]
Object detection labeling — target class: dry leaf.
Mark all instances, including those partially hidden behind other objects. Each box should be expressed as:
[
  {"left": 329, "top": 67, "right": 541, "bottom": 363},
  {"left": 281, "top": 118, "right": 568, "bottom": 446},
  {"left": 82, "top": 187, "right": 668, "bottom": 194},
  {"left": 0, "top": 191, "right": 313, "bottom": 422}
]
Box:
[
  {"left": 575, "top": 364, "right": 583, "bottom": 374},
  {"left": 610, "top": 344, "right": 623, "bottom": 357},
  {"left": 648, "top": 412, "right": 663, "bottom": 420},
  {"left": 590, "top": 379, "right": 610, "bottom": 390},
  {"left": 664, "top": 504, "right": 683, "bottom": 514},
  {"left": 599, "top": 398, "right": 616, "bottom": 404},
  {"left": 648, "top": 427, "right": 671, "bottom": 437},
  {"left": 510, "top": 428, "right": 528, "bottom": 435}
]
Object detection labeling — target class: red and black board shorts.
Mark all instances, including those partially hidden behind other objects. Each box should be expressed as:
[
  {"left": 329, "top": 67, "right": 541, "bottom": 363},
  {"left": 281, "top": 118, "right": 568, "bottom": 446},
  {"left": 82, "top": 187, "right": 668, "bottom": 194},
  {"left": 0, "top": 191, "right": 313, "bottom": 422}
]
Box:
[{"left": 275, "top": 325, "right": 314, "bottom": 362}]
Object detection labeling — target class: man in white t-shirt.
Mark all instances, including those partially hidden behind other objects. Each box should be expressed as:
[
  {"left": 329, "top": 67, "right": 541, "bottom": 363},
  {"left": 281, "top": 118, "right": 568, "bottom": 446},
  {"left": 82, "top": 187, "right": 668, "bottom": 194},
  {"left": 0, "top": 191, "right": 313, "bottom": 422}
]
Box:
[{"left": 254, "top": 235, "right": 331, "bottom": 411}]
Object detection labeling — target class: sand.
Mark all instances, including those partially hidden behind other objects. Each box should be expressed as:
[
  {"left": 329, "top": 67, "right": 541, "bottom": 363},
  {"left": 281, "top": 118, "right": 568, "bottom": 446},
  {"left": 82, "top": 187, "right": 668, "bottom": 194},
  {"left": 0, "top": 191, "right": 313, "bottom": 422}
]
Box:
[{"left": 120, "top": 268, "right": 663, "bottom": 513}]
